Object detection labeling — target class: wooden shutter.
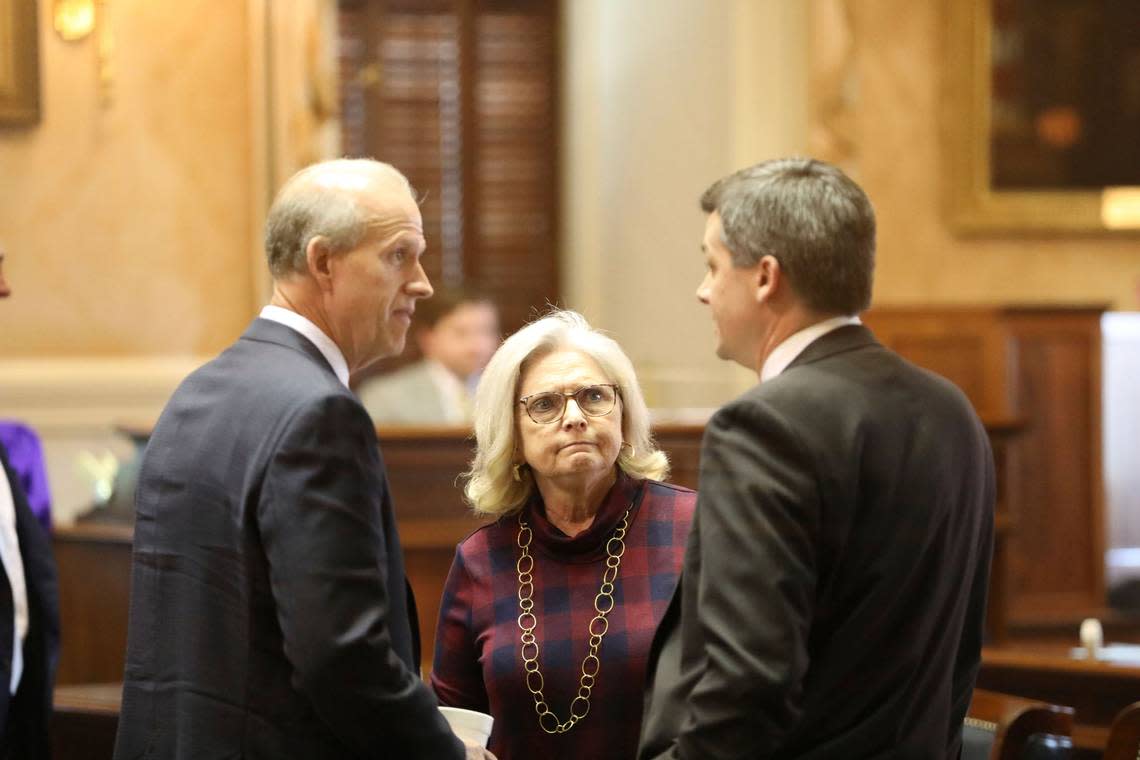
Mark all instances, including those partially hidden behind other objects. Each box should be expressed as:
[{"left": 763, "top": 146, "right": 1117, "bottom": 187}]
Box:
[{"left": 338, "top": 0, "right": 559, "bottom": 337}]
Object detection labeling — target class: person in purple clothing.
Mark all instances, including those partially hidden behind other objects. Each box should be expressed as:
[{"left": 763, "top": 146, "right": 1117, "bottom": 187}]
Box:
[
  {"left": 431, "top": 309, "right": 696, "bottom": 760},
  {"left": 0, "top": 424, "right": 52, "bottom": 535}
]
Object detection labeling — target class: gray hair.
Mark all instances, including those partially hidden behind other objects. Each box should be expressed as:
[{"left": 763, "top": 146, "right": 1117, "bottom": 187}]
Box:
[
  {"left": 700, "top": 157, "right": 876, "bottom": 315},
  {"left": 464, "top": 309, "right": 668, "bottom": 517},
  {"left": 264, "top": 158, "right": 415, "bottom": 278}
]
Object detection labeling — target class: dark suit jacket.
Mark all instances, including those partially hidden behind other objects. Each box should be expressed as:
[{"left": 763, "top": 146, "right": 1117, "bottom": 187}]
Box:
[
  {"left": 639, "top": 325, "right": 994, "bottom": 760},
  {"left": 0, "top": 445, "right": 59, "bottom": 760},
  {"left": 113, "top": 319, "right": 463, "bottom": 759}
]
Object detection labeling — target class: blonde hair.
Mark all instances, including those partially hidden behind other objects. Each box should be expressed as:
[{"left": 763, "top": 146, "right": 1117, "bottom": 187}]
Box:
[{"left": 464, "top": 309, "right": 668, "bottom": 517}]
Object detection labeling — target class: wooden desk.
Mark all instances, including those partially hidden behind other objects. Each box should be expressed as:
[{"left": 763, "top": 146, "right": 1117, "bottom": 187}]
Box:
[
  {"left": 979, "top": 645, "right": 1140, "bottom": 754},
  {"left": 53, "top": 419, "right": 1023, "bottom": 681},
  {"left": 53, "top": 524, "right": 134, "bottom": 685},
  {"left": 52, "top": 682, "right": 121, "bottom": 760},
  {"left": 985, "top": 417, "right": 1026, "bottom": 645}
]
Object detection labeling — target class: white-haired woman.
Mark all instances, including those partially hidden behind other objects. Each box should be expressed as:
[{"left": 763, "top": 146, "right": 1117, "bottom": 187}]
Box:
[{"left": 431, "top": 310, "right": 695, "bottom": 760}]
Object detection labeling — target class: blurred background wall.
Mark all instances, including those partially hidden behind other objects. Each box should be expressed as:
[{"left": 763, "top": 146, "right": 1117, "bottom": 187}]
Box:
[{"left": 0, "top": 0, "right": 1137, "bottom": 540}]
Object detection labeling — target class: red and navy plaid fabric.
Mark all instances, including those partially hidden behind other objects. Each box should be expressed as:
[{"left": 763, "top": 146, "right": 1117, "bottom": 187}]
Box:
[{"left": 431, "top": 473, "right": 695, "bottom": 760}]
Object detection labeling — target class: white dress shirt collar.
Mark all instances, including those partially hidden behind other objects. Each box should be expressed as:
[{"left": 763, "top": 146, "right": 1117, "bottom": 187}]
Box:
[
  {"left": 259, "top": 305, "right": 351, "bottom": 388},
  {"left": 760, "top": 315, "right": 862, "bottom": 383}
]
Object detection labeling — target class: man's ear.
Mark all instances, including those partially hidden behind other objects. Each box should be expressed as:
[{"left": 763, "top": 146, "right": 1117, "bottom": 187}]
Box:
[
  {"left": 305, "top": 236, "right": 335, "bottom": 291},
  {"left": 754, "top": 254, "right": 781, "bottom": 305}
]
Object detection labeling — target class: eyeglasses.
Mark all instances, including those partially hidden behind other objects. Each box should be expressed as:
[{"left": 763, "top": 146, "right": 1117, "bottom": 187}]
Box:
[{"left": 518, "top": 384, "right": 621, "bottom": 424}]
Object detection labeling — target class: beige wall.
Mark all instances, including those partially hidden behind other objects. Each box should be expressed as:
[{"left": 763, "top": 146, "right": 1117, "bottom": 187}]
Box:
[
  {"left": 0, "top": 0, "right": 264, "bottom": 522},
  {"left": 564, "top": 0, "right": 1139, "bottom": 416},
  {"left": 561, "top": 0, "right": 809, "bottom": 411},
  {"left": 822, "top": 0, "right": 1140, "bottom": 309},
  {"left": 3, "top": 0, "right": 1136, "bottom": 519},
  {"left": 0, "top": 0, "right": 258, "bottom": 358}
]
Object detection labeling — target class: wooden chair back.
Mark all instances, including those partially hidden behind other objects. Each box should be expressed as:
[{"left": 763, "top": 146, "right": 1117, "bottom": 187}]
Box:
[
  {"left": 965, "top": 688, "right": 1074, "bottom": 760},
  {"left": 1104, "top": 702, "right": 1140, "bottom": 760}
]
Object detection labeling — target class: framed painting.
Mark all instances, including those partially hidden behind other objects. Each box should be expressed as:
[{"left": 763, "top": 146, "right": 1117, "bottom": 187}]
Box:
[
  {"left": 0, "top": 0, "right": 40, "bottom": 124},
  {"left": 944, "top": 0, "right": 1140, "bottom": 232}
]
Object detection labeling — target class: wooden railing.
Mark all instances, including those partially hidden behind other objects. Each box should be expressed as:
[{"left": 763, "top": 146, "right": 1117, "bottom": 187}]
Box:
[{"left": 54, "top": 418, "right": 1024, "bottom": 685}]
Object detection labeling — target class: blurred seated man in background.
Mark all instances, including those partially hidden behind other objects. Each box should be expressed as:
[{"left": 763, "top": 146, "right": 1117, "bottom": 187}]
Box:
[{"left": 357, "top": 289, "right": 500, "bottom": 425}]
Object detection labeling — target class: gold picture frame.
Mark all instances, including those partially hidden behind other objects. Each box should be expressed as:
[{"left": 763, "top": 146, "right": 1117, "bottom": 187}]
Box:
[
  {"left": 944, "top": 0, "right": 1140, "bottom": 233},
  {"left": 0, "top": 0, "right": 41, "bottom": 124}
]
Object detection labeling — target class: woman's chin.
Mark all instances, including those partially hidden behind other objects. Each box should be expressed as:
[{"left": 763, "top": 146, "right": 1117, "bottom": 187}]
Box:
[
  {"left": 540, "top": 457, "right": 618, "bottom": 485},
  {"left": 566, "top": 451, "right": 614, "bottom": 469}
]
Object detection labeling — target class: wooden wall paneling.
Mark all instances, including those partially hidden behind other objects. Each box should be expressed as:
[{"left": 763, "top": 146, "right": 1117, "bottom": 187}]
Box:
[
  {"left": 375, "top": 427, "right": 483, "bottom": 671},
  {"left": 863, "top": 307, "right": 1014, "bottom": 417},
  {"left": 379, "top": 426, "right": 476, "bottom": 522},
  {"left": 1005, "top": 310, "right": 1106, "bottom": 622},
  {"left": 52, "top": 421, "right": 1026, "bottom": 691},
  {"left": 864, "top": 305, "right": 1107, "bottom": 632},
  {"left": 53, "top": 524, "right": 133, "bottom": 685},
  {"left": 52, "top": 684, "right": 121, "bottom": 760},
  {"left": 652, "top": 424, "right": 703, "bottom": 492},
  {"left": 403, "top": 525, "right": 475, "bottom": 674},
  {"left": 986, "top": 419, "right": 1025, "bottom": 644}
]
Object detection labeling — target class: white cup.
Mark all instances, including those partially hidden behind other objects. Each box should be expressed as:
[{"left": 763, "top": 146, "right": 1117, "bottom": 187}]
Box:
[
  {"left": 439, "top": 706, "right": 494, "bottom": 748},
  {"left": 1080, "top": 617, "right": 1104, "bottom": 659}
]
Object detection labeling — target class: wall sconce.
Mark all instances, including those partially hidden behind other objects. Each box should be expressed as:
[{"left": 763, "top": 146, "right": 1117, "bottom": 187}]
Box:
[
  {"left": 53, "top": 0, "right": 96, "bottom": 42},
  {"left": 51, "top": 0, "right": 112, "bottom": 106}
]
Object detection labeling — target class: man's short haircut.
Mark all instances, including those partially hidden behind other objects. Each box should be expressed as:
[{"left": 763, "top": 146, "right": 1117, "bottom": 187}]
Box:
[
  {"left": 700, "top": 157, "right": 876, "bottom": 315},
  {"left": 263, "top": 158, "right": 415, "bottom": 278},
  {"left": 415, "top": 287, "right": 496, "bottom": 331}
]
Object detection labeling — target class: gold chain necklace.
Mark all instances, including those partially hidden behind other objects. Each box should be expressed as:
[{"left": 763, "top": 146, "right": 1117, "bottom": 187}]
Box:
[{"left": 515, "top": 501, "right": 633, "bottom": 734}]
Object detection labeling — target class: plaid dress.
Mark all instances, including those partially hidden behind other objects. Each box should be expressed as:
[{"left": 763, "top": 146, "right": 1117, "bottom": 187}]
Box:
[{"left": 431, "top": 473, "right": 695, "bottom": 760}]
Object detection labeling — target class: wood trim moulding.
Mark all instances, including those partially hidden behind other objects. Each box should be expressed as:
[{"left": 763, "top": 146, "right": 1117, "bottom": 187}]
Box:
[{"left": 0, "top": 356, "right": 207, "bottom": 431}]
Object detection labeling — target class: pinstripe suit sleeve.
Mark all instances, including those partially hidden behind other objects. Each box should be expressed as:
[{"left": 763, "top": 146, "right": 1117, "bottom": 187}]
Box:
[{"left": 258, "top": 393, "right": 464, "bottom": 759}]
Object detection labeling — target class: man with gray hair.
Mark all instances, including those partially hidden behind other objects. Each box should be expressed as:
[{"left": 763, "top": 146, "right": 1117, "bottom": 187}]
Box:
[
  {"left": 639, "top": 158, "right": 994, "bottom": 759},
  {"left": 115, "top": 159, "right": 492, "bottom": 758}
]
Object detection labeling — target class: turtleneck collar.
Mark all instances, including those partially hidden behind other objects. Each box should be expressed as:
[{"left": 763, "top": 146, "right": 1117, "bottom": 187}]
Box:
[{"left": 523, "top": 470, "right": 646, "bottom": 563}]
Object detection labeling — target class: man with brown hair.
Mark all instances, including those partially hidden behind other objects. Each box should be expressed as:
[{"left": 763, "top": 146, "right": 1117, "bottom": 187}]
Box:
[
  {"left": 357, "top": 289, "right": 500, "bottom": 426},
  {"left": 639, "top": 158, "right": 994, "bottom": 760}
]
